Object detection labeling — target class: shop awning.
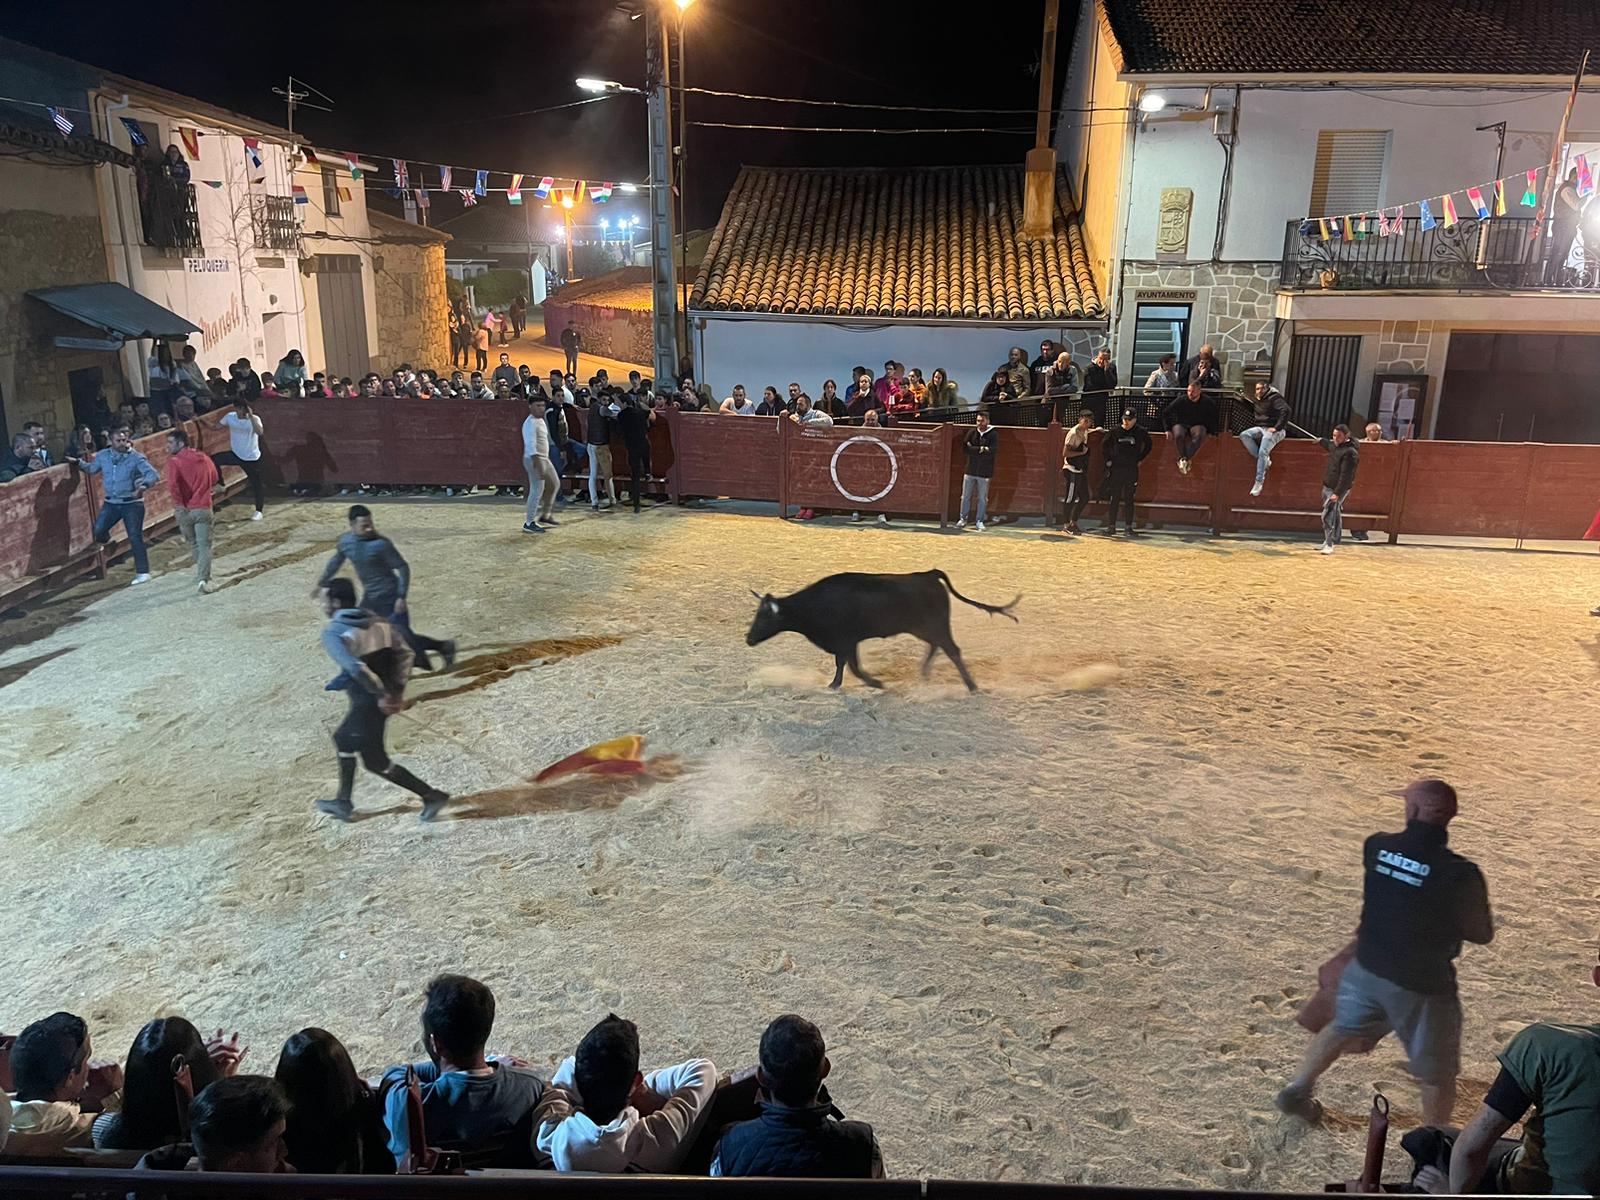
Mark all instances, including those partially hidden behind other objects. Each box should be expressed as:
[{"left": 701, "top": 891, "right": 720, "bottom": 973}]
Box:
[{"left": 27, "top": 283, "right": 200, "bottom": 345}]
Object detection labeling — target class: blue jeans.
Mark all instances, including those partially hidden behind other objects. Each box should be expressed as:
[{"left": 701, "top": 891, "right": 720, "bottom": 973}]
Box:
[
  {"left": 960, "top": 475, "right": 990, "bottom": 523},
  {"left": 1239, "top": 427, "right": 1287, "bottom": 485},
  {"left": 94, "top": 500, "right": 148, "bottom": 574}
]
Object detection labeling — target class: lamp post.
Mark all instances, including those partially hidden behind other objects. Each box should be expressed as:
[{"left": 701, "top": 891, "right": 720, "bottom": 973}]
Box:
[{"left": 673, "top": 0, "right": 694, "bottom": 372}]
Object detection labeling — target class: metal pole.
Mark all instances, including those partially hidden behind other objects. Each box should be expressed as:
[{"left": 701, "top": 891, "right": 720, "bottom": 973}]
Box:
[
  {"left": 646, "top": 5, "right": 681, "bottom": 386},
  {"left": 676, "top": 12, "right": 691, "bottom": 375}
]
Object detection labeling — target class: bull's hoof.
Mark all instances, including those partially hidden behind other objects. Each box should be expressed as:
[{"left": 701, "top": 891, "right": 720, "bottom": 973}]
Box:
[{"left": 828, "top": 681, "right": 843, "bottom": 691}]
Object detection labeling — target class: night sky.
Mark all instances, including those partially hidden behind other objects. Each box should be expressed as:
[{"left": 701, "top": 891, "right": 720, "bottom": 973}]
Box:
[{"left": 0, "top": 0, "right": 1076, "bottom": 229}]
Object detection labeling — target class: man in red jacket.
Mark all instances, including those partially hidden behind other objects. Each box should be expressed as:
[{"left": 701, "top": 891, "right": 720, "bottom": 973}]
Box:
[{"left": 165, "top": 428, "right": 220, "bottom": 594}]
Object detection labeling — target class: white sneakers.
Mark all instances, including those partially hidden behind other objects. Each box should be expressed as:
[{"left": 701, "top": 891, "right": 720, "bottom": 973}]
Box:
[
  {"left": 1249, "top": 482, "right": 1264, "bottom": 497},
  {"left": 130, "top": 573, "right": 151, "bottom": 586},
  {"left": 198, "top": 580, "right": 215, "bottom": 594},
  {"left": 251, "top": 510, "right": 264, "bottom": 521},
  {"left": 976, "top": 521, "right": 986, "bottom": 532},
  {"left": 956, "top": 518, "right": 967, "bottom": 528},
  {"left": 1178, "top": 458, "right": 1190, "bottom": 475},
  {"left": 1318, "top": 544, "right": 1335, "bottom": 555}
]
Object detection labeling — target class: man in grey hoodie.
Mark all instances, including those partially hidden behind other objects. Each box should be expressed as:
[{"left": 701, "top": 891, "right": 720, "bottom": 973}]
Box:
[
  {"left": 316, "top": 577, "right": 449, "bottom": 823},
  {"left": 315, "top": 505, "right": 455, "bottom": 671}
]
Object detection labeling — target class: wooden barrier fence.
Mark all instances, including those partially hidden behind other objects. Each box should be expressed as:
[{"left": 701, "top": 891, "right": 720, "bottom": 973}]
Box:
[
  {"left": 0, "top": 411, "right": 251, "bottom": 609},
  {"left": 6, "top": 403, "right": 1597, "bottom": 610}
]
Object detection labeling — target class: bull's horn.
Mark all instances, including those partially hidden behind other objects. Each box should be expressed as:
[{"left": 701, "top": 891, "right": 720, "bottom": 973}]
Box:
[{"left": 748, "top": 588, "right": 763, "bottom": 600}]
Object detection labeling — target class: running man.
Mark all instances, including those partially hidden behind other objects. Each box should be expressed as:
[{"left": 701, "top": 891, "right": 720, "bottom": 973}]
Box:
[
  {"left": 314, "top": 505, "right": 456, "bottom": 671},
  {"left": 78, "top": 424, "right": 161, "bottom": 585},
  {"left": 315, "top": 577, "right": 449, "bottom": 823},
  {"left": 214, "top": 399, "right": 266, "bottom": 520}
]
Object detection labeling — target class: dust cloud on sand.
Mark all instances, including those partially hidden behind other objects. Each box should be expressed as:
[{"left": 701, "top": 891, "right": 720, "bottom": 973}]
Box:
[{"left": 1, "top": 496, "right": 1595, "bottom": 1188}]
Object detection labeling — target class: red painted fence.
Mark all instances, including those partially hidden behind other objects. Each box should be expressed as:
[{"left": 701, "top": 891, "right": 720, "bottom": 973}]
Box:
[{"left": 6, "top": 404, "right": 1597, "bottom": 610}]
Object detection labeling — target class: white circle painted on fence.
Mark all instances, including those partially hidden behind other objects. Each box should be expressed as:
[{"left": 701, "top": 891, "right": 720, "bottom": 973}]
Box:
[{"left": 828, "top": 435, "right": 899, "bottom": 504}]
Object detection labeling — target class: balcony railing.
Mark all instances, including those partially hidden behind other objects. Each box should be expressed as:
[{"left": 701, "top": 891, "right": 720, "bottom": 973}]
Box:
[
  {"left": 251, "top": 193, "right": 300, "bottom": 252},
  {"left": 136, "top": 165, "right": 201, "bottom": 252},
  {"left": 1279, "top": 215, "right": 1600, "bottom": 293}
]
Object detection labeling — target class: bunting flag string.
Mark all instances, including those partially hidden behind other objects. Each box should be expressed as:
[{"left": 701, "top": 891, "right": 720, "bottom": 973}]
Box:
[
  {"left": 1301, "top": 161, "right": 1566, "bottom": 237},
  {"left": 119, "top": 116, "right": 147, "bottom": 147},
  {"left": 179, "top": 126, "right": 201, "bottom": 159},
  {"left": 48, "top": 106, "right": 74, "bottom": 136},
  {"left": 1466, "top": 186, "right": 1489, "bottom": 219},
  {"left": 1440, "top": 193, "right": 1459, "bottom": 228},
  {"left": 440, "top": 164, "right": 452, "bottom": 192},
  {"left": 475, "top": 169, "right": 487, "bottom": 197},
  {"left": 392, "top": 159, "right": 409, "bottom": 189},
  {"left": 243, "top": 137, "right": 263, "bottom": 169},
  {"left": 346, "top": 153, "right": 363, "bottom": 180},
  {"left": 507, "top": 173, "right": 523, "bottom": 204},
  {"left": 459, "top": 188, "right": 477, "bottom": 207}
]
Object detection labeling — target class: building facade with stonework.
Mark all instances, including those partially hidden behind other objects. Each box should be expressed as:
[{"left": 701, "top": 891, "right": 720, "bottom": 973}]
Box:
[
  {"left": 368, "top": 211, "right": 452, "bottom": 372},
  {"left": 688, "top": 165, "right": 1105, "bottom": 402},
  {"left": 1060, "top": 0, "right": 1600, "bottom": 442}
]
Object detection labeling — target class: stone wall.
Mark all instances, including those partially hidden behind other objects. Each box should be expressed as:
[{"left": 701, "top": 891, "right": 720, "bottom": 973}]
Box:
[
  {"left": 1120, "top": 260, "right": 1279, "bottom": 373},
  {"left": 1375, "top": 319, "right": 1434, "bottom": 373},
  {"left": 0, "top": 206, "right": 120, "bottom": 444},
  {"left": 374, "top": 240, "right": 450, "bottom": 371},
  {"left": 541, "top": 298, "right": 652, "bottom": 370}
]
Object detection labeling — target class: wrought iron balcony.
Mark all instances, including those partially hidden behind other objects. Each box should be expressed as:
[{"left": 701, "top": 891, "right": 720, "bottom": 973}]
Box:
[
  {"left": 1280, "top": 216, "right": 1600, "bottom": 293},
  {"left": 251, "top": 193, "right": 300, "bottom": 252},
  {"left": 136, "top": 166, "right": 201, "bottom": 252}
]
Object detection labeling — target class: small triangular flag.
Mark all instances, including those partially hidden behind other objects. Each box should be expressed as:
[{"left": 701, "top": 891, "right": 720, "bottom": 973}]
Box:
[
  {"left": 119, "top": 116, "right": 147, "bottom": 147},
  {"left": 1389, "top": 206, "right": 1405, "bottom": 237},
  {"left": 292, "top": 184, "right": 309, "bottom": 205},
  {"left": 201, "top": 180, "right": 223, "bottom": 189},
  {"left": 414, "top": 187, "right": 430, "bottom": 209},
  {"left": 243, "top": 137, "right": 263, "bottom": 169},
  {"left": 1493, "top": 180, "right": 1507, "bottom": 216},
  {"left": 301, "top": 146, "right": 320, "bottom": 167},
  {"left": 1522, "top": 168, "right": 1538, "bottom": 206},
  {"left": 474, "top": 169, "right": 487, "bottom": 197},
  {"left": 534, "top": 176, "right": 554, "bottom": 199},
  {"left": 337, "top": 185, "right": 352, "bottom": 202},
  {"left": 1466, "top": 186, "right": 1489, "bottom": 219},
  {"left": 1419, "top": 199, "right": 1437, "bottom": 231},
  {"left": 392, "top": 158, "right": 409, "bottom": 188},
  {"left": 1341, "top": 215, "right": 1354, "bottom": 240},
  {"left": 592, "top": 181, "right": 614, "bottom": 202},
  {"left": 507, "top": 173, "right": 523, "bottom": 204},
  {"left": 48, "top": 106, "right": 74, "bottom": 136},
  {"left": 1317, "top": 218, "right": 1330, "bottom": 241},
  {"left": 179, "top": 127, "right": 201, "bottom": 159},
  {"left": 573, "top": 179, "right": 587, "bottom": 202},
  {"left": 346, "top": 153, "right": 363, "bottom": 180},
  {"left": 1441, "top": 193, "right": 1459, "bottom": 228},
  {"left": 459, "top": 188, "right": 477, "bottom": 207},
  {"left": 1578, "top": 154, "right": 1594, "bottom": 197},
  {"left": 440, "top": 165, "right": 452, "bottom": 192}
]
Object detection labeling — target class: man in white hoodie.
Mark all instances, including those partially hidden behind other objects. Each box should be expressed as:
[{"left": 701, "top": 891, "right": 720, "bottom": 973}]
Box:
[
  {"left": 4, "top": 1012, "right": 122, "bottom": 1156},
  {"left": 534, "top": 1014, "right": 716, "bottom": 1173}
]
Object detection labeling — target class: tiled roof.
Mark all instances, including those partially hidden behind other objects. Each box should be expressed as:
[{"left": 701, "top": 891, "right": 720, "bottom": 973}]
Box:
[
  {"left": 690, "top": 165, "right": 1103, "bottom": 321},
  {"left": 551, "top": 266, "right": 652, "bottom": 312},
  {"left": 369, "top": 210, "right": 451, "bottom": 244},
  {"left": 1098, "top": 0, "right": 1600, "bottom": 76}
]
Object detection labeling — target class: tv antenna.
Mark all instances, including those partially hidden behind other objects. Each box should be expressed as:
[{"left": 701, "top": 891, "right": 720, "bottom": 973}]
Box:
[{"left": 271, "top": 76, "right": 335, "bottom": 146}]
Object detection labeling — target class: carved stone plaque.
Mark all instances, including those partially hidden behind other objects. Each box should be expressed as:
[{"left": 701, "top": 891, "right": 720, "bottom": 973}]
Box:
[{"left": 1156, "top": 187, "right": 1193, "bottom": 260}]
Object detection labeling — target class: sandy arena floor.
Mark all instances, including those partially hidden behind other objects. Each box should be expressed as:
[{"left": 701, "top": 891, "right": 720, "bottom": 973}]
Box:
[{"left": 1, "top": 496, "right": 1595, "bottom": 1189}]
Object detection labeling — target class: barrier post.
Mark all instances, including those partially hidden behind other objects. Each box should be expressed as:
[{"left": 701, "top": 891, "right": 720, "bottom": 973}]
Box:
[
  {"left": 937, "top": 423, "right": 954, "bottom": 529},
  {"left": 1043, "top": 421, "right": 1061, "bottom": 527},
  {"left": 776, "top": 414, "right": 790, "bottom": 520},
  {"left": 1511, "top": 441, "right": 1541, "bottom": 550},
  {"left": 666, "top": 410, "right": 682, "bottom": 503},
  {"left": 1388, "top": 437, "right": 1414, "bottom": 546},
  {"left": 1209, "top": 396, "right": 1230, "bottom": 537}
]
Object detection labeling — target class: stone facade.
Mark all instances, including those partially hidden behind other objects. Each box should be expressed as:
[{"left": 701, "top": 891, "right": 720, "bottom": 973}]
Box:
[
  {"left": 373, "top": 238, "right": 450, "bottom": 372},
  {"left": 1120, "top": 260, "right": 1279, "bottom": 375},
  {"left": 540, "top": 297, "right": 652, "bottom": 368},
  {"left": 0, "top": 205, "right": 120, "bottom": 444},
  {"left": 1376, "top": 319, "right": 1434, "bottom": 373}
]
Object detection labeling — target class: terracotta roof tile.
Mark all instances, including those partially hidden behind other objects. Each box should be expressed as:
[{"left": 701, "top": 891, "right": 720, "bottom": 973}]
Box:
[
  {"left": 1099, "top": 0, "right": 1600, "bottom": 76},
  {"left": 690, "top": 165, "right": 1104, "bottom": 321}
]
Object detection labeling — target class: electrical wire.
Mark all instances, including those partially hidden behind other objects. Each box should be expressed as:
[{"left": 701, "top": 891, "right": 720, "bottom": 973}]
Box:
[
  {"left": 411, "top": 95, "right": 617, "bottom": 128},
  {"left": 681, "top": 85, "right": 1112, "bottom": 116},
  {"left": 688, "top": 121, "right": 1039, "bottom": 135}
]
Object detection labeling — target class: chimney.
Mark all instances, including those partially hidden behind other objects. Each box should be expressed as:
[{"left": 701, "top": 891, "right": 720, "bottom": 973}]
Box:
[{"left": 1023, "top": 0, "right": 1061, "bottom": 240}]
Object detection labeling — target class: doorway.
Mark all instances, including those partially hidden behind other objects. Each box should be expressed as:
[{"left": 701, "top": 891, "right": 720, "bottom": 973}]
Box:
[
  {"left": 1437, "top": 332, "right": 1600, "bottom": 442},
  {"left": 315, "top": 254, "right": 372, "bottom": 379},
  {"left": 1286, "top": 334, "right": 1362, "bottom": 436},
  {"left": 1130, "top": 304, "right": 1191, "bottom": 383}
]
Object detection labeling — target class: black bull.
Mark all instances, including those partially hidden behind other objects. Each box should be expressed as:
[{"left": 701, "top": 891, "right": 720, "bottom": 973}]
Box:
[{"left": 745, "top": 570, "right": 1020, "bottom": 691}]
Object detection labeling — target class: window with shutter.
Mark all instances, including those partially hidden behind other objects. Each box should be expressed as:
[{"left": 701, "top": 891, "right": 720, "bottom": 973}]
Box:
[{"left": 1308, "top": 130, "right": 1392, "bottom": 216}]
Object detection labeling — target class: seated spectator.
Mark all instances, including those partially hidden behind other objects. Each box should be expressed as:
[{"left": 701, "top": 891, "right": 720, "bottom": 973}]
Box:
[
  {"left": 845, "top": 376, "right": 880, "bottom": 420},
  {"left": 925, "top": 367, "right": 958, "bottom": 409},
  {"left": 175, "top": 344, "right": 208, "bottom": 399},
  {"left": 720, "top": 384, "right": 754, "bottom": 415},
  {"left": 979, "top": 368, "right": 1016, "bottom": 406},
  {"left": 5, "top": 1012, "right": 123, "bottom": 1155},
  {"left": 330, "top": 380, "right": 350, "bottom": 398},
  {"left": 872, "top": 361, "right": 904, "bottom": 407},
  {"left": 64, "top": 424, "right": 96, "bottom": 464},
  {"left": 174, "top": 395, "right": 199, "bottom": 422},
  {"left": 380, "top": 974, "right": 546, "bottom": 1168},
  {"left": 1363, "top": 422, "right": 1386, "bottom": 442},
  {"left": 817, "top": 379, "right": 846, "bottom": 417},
  {"left": 676, "top": 381, "right": 702, "bottom": 411},
  {"left": 789, "top": 394, "right": 833, "bottom": 427},
  {"left": 275, "top": 1028, "right": 394, "bottom": 1175},
  {"left": 308, "top": 372, "right": 332, "bottom": 398},
  {"left": 903, "top": 368, "right": 927, "bottom": 407},
  {"left": 494, "top": 378, "right": 515, "bottom": 402},
  {"left": 784, "top": 381, "right": 804, "bottom": 411},
  {"left": 380, "top": 379, "right": 399, "bottom": 397},
  {"left": 755, "top": 386, "right": 785, "bottom": 417},
  {"left": 711, "top": 1015, "right": 883, "bottom": 1178},
  {"left": 1003, "top": 347, "right": 1030, "bottom": 397},
  {"left": 260, "top": 372, "right": 282, "bottom": 399},
  {"left": 1160, "top": 380, "right": 1219, "bottom": 475},
  {"left": 1030, "top": 339, "right": 1057, "bottom": 394},
  {"left": 188, "top": 1076, "right": 292, "bottom": 1173},
  {"left": 156, "top": 412, "right": 174, "bottom": 432},
  {"left": 229, "top": 358, "right": 262, "bottom": 399},
  {"left": 94, "top": 1018, "right": 237, "bottom": 1151},
  {"left": 1144, "top": 353, "right": 1180, "bottom": 393},
  {"left": 275, "top": 349, "right": 308, "bottom": 391},
  {"left": 206, "top": 367, "right": 229, "bottom": 400},
  {"left": 534, "top": 1014, "right": 716, "bottom": 1173}
]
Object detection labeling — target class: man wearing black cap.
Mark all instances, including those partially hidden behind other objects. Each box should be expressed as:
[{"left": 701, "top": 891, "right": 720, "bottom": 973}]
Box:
[
  {"left": 1276, "top": 778, "right": 1493, "bottom": 1126},
  {"left": 1098, "top": 409, "right": 1151, "bottom": 536}
]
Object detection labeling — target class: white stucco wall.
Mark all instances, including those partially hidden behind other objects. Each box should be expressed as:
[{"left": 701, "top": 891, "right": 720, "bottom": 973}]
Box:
[
  {"left": 1121, "top": 84, "right": 1600, "bottom": 264},
  {"left": 298, "top": 158, "right": 379, "bottom": 378},
  {"left": 97, "top": 96, "right": 310, "bottom": 387},
  {"left": 692, "top": 316, "right": 1106, "bottom": 405}
]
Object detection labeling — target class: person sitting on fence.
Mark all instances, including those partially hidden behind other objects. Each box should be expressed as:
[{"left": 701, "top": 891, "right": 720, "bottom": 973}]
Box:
[
  {"left": 846, "top": 377, "right": 881, "bottom": 420},
  {"left": 1083, "top": 347, "right": 1118, "bottom": 409},
  {"left": 1144, "top": 353, "right": 1181, "bottom": 393},
  {"left": 1002, "top": 347, "right": 1031, "bottom": 398},
  {"left": 1317, "top": 424, "right": 1360, "bottom": 555},
  {"left": 1160, "top": 380, "right": 1219, "bottom": 476},
  {"left": 5, "top": 1011, "right": 123, "bottom": 1155},
  {"left": 710, "top": 1014, "right": 884, "bottom": 1179},
  {"left": 1059, "top": 409, "right": 1104, "bottom": 535},
  {"left": 755, "top": 386, "right": 785, "bottom": 417},
  {"left": 719, "top": 384, "right": 754, "bottom": 415},
  {"left": 380, "top": 974, "right": 547, "bottom": 1169},
  {"left": 275, "top": 1028, "right": 394, "bottom": 1175},
  {"left": 534, "top": 1013, "right": 717, "bottom": 1174},
  {"left": 957, "top": 409, "right": 998, "bottom": 532},
  {"left": 94, "top": 1018, "right": 240, "bottom": 1151},
  {"left": 924, "top": 367, "right": 957, "bottom": 409},
  {"left": 1030, "top": 340, "right": 1057, "bottom": 395},
  {"left": 979, "top": 368, "right": 1017, "bottom": 406},
  {"left": 1181, "top": 343, "right": 1221, "bottom": 390},
  {"left": 1240, "top": 380, "right": 1292, "bottom": 496}
]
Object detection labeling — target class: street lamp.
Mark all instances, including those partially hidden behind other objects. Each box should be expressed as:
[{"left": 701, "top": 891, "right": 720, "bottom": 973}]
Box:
[{"left": 575, "top": 77, "right": 645, "bottom": 96}]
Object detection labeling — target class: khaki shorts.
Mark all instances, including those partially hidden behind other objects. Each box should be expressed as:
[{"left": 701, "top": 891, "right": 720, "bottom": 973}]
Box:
[{"left": 1332, "top": 957, "right": 1461, "bottom": 1083}]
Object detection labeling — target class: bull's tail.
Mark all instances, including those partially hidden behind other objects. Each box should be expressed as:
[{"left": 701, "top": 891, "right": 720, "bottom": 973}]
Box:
[{"left": 930, "top": 570, "right": 1020, "bottom": 623}]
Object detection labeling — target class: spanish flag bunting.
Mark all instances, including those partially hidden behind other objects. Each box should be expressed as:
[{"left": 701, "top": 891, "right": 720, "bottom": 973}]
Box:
[
  {"left": 1341, "top": 215, "right": 1354, "bottom": 240},
  {"left": 573, "top": 179, "right": 586, "bottom": 202},
  {"left": 1466, "top": 186, "right": 1489, "bottom": 219},
  {"left": 1317, "top": 217, "right": 1331, "bottom": 241},
  {"left": 1522, "top": 169, "right": 1538, "bottom": 206},
  {"left": 1440, "top": 193, "right": 1458, "bottom": 228},
  {"left": 337, "top": 185, "right": 352, "bottom": 201},
  {"left": 179, "top": 126, "right": 201, "bottom": 159},
  {"left": 533, "top": 734, "right": 647, "bottom": 783},
  {"left": 1493, "top": 179, "right": 1507, "bottom": 216}
]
